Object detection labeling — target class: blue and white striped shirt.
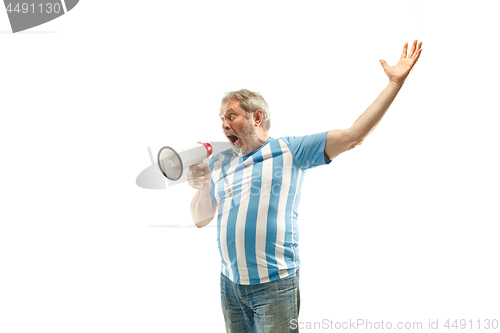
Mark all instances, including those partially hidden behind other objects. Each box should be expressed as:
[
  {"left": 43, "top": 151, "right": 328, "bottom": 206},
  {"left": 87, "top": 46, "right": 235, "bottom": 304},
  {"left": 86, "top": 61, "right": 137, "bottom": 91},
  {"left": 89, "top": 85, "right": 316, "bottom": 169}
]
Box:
[{"left": 210, "top": 131, "right": 331, "bottom": 285}]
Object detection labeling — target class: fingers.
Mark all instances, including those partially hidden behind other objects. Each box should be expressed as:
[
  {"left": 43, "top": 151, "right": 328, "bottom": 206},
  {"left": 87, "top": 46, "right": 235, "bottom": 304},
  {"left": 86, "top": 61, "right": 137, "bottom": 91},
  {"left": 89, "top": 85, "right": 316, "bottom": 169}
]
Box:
[
  {"left": 401, "top": 40, "right": 423, "bottom": 60},
  {"left": 187, "top": 172, "right": 208, "bottom": 189},
  {"left": 198, "top": 163, "right": 211, "bottom": 173},
  {"left": 188, "top": 163, "right": 209, "bottom": 175},
  {"left": 189, "top": 162, "right": 210, "bottom": 171},
  {"left": 189, "top": 181, "right": 206, "bottom": 189},
  {"left": 187, "top": 168, "right": 209, "bottom": 179},
  {"left": 188, "top": 163, "right": 203, "bottom": 171},
  {"left": 412, "top": 41, "right": 423, "bottom": 60},
  {"left": 413, "top": 48, "right": 422, "bottom": 63},
  {"left": 189, "top": 180, "right": 207, "bottom": 189},
  {"left": 409, "top": 40, "right": 417, "bottom": 57},
  {"left": 400, "top": 42, "right": 408, "bottom": 60},
  {"left": 187, "top": 163, "right": 210, "bottom": 190},
  {"left": 408, "top": 40, "right": 423, "bottom": 58}
]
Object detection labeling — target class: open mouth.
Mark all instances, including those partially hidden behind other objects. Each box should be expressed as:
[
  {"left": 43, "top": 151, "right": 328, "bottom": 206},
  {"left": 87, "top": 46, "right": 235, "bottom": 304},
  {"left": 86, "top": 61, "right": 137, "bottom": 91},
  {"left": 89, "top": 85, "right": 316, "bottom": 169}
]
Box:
[{"left": 227, "top": 134, "right": 239, "bottom": 146}]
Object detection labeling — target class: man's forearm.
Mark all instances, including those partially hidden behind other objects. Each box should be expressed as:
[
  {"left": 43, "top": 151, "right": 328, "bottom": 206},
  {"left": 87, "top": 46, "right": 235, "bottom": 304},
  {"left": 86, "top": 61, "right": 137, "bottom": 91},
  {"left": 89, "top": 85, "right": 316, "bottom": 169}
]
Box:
[
  {"left": 349, "top": 81, "right": 402, "bottom": 142},
  {"left": 190, "top": 187, "right": 216, "bottom": 228}
]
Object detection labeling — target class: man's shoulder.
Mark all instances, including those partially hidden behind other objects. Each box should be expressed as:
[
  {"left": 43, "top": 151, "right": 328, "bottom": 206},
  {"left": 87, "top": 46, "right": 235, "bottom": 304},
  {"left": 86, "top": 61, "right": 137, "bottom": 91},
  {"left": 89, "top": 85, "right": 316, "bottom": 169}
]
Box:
[
  {"left": 275, "top": 131, "right": 331, "bottom": 168},
  {"left": 274, "top": 132, "right": 328, "bottom": 148},
  {"left": 276, "top": 131, "right": 329, "bottom": 141},
  {"left": 211, "top": 148, "right": 235, "bottom": 163}
]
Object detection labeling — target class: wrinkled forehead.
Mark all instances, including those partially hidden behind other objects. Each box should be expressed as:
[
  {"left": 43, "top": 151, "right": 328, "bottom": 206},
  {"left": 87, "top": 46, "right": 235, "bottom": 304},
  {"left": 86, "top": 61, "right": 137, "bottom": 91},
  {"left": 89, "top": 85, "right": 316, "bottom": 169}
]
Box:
[{"left": 219, "top": 97, "right": 243, "bottom": 117}]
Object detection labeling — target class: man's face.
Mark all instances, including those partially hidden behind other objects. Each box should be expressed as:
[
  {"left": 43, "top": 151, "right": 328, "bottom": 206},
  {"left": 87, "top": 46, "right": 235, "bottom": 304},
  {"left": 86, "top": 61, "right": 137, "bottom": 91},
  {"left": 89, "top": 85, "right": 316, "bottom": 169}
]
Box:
[{"left": 220, "top": 98, "right": 259, "bottom": 156}]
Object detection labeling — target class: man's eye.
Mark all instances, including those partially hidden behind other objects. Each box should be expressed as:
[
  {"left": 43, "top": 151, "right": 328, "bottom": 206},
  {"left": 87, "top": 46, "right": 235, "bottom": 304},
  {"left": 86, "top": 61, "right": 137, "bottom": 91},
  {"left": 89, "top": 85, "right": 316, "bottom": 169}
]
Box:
[{"left": 230, "top": 114, "right": 235, "bottom": 120}]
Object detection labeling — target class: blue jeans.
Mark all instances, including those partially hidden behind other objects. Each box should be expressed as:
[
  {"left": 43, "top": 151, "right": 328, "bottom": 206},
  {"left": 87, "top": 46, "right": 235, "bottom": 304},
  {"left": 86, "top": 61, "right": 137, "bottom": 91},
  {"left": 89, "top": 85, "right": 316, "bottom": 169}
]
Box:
[{"left": 220, "top": 270, "right": 300, "bottom": 333}]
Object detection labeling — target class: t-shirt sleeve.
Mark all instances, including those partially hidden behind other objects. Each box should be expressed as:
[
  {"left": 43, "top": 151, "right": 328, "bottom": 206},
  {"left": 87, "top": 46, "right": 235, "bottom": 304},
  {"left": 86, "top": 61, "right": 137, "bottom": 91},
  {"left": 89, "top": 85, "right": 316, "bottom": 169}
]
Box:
[{"left": 281, "top": 131, "right": 332, "bottom": 170}]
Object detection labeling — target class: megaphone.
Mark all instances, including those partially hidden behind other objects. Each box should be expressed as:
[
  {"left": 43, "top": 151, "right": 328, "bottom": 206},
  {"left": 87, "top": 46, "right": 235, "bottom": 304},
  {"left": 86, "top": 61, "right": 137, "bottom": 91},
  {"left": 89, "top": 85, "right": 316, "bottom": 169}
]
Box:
[{"left": 157, "top": 142, "right": 213, "bottom": 181}]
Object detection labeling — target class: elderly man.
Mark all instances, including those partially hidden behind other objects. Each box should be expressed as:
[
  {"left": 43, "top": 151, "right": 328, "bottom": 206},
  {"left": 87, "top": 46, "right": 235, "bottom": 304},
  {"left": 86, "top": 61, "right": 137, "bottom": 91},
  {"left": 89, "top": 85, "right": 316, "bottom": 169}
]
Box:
[{"left": 187, "top": 40, "right": 422, "bottom": 333}]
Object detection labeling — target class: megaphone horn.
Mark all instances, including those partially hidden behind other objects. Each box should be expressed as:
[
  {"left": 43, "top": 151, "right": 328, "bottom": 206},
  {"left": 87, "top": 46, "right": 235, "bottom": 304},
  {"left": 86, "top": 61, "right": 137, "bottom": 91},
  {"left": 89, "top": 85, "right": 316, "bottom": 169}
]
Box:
[{"left": 157, "top": 142, "right": 213, "bottom": 181}]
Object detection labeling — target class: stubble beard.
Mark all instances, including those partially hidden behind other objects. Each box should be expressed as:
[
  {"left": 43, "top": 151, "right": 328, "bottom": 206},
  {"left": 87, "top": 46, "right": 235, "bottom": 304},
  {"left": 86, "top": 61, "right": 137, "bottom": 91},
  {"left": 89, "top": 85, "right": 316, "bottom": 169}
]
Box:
[{"left": 232, "top": 121, "right": 260, "bottom": 156}]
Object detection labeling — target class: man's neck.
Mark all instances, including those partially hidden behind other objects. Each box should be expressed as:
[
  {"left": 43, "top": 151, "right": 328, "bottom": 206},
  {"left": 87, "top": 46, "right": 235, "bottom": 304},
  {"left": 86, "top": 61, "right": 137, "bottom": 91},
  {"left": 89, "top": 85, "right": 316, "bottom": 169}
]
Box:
[
  {"left": 257, "top": 131, "right": 270, "bottom": 149},
  {"left": 244, "top": 131, "right": 269, "bottom": 156}
]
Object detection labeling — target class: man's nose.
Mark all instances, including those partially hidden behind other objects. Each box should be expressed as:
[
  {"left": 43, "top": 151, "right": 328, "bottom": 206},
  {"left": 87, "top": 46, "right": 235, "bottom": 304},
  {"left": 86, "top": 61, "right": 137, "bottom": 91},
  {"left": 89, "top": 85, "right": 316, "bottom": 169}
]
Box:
[{"left": 222, "top": 119, "right": 231, "bottom": 131}]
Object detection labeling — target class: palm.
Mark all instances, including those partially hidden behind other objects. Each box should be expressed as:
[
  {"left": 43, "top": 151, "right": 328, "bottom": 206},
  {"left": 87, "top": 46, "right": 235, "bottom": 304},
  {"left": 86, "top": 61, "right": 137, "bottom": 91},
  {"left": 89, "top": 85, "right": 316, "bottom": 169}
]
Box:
[{"left": 380, "top": 40, "right": 423, "bottom": 86}]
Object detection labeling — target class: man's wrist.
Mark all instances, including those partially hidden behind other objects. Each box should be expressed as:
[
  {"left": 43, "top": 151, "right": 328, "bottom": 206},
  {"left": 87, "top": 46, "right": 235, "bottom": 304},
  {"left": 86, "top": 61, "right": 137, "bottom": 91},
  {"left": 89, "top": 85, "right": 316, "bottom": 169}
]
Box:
[
  {"left": 198, "top": 186, "right": 211, "bottom": 193},
  {"left": 389, "top": 79, "right": 404, "bottom": 90}
]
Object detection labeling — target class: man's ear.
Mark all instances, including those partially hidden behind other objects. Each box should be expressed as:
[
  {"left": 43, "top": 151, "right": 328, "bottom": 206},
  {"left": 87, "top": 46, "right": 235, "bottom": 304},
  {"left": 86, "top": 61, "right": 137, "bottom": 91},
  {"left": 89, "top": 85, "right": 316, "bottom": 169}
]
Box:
[{"left": 253, "top": 110, "right": 263, "bottom": 126}]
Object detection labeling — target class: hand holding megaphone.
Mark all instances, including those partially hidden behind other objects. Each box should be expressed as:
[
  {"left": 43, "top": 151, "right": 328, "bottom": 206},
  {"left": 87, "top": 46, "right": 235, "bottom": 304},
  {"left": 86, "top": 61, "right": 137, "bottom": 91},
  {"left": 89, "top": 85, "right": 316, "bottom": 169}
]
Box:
[
  {"left": 187, "top": 163, "right": 211, "bottom": 190},
  {"left": 157, "top": 142, "right": 213, "bottom": 181}
]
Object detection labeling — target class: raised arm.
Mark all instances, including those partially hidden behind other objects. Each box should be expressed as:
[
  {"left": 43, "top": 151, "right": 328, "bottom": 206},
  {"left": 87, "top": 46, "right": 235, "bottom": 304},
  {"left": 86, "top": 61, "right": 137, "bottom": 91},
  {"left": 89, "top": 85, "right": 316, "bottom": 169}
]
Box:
[
  {"left": 187, "top": 163, "right": 217, "bottom": 228},
  {"left": 325, "top": 40, "right": 423, "bottom": 160}
]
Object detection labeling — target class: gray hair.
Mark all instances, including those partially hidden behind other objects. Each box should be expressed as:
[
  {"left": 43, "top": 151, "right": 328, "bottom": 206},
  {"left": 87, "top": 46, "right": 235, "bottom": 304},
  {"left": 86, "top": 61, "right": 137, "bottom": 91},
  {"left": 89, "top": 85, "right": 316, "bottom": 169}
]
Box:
[{"left": 221, "top": 89, "right": 271, "bottom": 131}]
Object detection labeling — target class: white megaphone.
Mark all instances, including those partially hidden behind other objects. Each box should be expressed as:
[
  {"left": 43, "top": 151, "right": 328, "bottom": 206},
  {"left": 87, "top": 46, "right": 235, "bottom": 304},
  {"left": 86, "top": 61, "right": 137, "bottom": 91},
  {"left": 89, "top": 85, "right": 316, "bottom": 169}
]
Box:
[{"left": 157, "top": 142, "right": 213, "bottom": 181}]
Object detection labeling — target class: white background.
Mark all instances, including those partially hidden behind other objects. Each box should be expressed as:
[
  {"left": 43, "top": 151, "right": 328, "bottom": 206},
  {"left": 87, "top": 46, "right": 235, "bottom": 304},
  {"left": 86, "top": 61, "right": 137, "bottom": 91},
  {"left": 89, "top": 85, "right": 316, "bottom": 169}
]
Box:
[{"left": 1, "top": 1, "right": 499, "bottom": 332}]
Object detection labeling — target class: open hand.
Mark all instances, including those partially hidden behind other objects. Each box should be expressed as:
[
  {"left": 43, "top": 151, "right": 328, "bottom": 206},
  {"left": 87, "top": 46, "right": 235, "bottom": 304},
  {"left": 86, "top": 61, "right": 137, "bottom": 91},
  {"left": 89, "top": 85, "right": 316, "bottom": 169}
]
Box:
[{"left": 380, "top": 40, "right": 423, "bottom": 87}]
